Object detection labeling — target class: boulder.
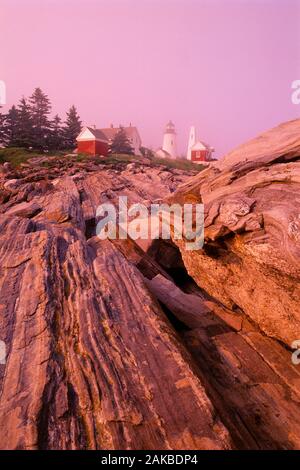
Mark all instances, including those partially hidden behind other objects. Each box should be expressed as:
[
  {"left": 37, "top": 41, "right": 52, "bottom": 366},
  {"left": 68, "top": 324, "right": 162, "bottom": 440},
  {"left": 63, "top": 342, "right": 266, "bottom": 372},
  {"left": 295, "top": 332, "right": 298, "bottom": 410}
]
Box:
[{"left": 5, "top": 201, "right": 41, "bottom": 218}]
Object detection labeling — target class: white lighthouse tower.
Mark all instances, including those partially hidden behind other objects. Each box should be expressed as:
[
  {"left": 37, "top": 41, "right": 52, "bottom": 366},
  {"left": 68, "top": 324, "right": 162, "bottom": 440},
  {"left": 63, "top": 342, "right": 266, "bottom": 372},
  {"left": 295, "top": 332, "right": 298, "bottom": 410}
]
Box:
[
  {"left": 162, "top": 120, "right": 177, "bottom": 159},
  {"left": 187, "top": 125, "right": 196, "bottom": 160}
]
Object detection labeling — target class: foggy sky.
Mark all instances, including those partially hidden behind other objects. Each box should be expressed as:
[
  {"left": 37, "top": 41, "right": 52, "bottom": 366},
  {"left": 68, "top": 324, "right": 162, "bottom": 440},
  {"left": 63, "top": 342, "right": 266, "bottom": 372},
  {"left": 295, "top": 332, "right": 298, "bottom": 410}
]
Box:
[{"left": 1, "top": 0, "right": 300, "bottom": 157}]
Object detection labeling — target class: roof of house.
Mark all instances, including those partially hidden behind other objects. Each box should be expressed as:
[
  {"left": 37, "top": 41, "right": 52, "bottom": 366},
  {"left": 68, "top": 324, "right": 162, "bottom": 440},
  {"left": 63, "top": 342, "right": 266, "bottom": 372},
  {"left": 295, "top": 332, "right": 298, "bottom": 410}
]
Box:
[
  {"left": 156, "top": 148, "right": 171, "bottom": 157},
  {"left": 78, "top": 125, "right": 141, "bottom": 143},
  {"left": 191, "top": 140, "right": 211, "bottom": 151},
  {"left": 85, "top": 127, "right": 108, "bottom": 141},
  {"left": 100, "top": 126, "right": 141, "bottom": 142},
  {"left": 155, "top": 147, "right": 177, "bottom": 160}
]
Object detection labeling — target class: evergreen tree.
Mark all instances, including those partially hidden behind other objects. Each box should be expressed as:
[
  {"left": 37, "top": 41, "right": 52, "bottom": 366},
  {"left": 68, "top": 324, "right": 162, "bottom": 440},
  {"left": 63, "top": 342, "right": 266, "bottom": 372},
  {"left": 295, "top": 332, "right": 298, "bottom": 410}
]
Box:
[
  {"left": 4, "top": 105, "right": 19, "bottom": 147},
  {"left": 0, "top": 89, "right": 82, "bottom": 151},
  {"left": 29, "top": 87, "right": 51, "bottom": 150},
  {"left": 109, "top": 127, "right": 134, "bottom": 155},
  {"left": 48, "top": 114, "right": 63, "bottom": 151},
  {"left": 0, "top": 107, "right": 6, "bottom": 147},
  {"left": 15, "top": 97, "right": 32, "bottom": 148},
  {"left": 63, "top": 105, "right": 82, "bottom": 149}
]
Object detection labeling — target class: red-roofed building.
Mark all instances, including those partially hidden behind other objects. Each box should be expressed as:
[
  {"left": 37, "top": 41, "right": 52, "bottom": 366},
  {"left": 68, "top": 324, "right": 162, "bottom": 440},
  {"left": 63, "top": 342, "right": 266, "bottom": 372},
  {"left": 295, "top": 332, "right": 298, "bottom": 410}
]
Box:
[
  {"left": 76, "top": 125, "right": 142, "bottom": 156},
  {"left": 76, "top": 127, "right": 109, "bottom": 156},
  {"left": 187, "top": 126, "right": 214, "bottom": 164},
  {"left": 190, "top": 141, "right": 214, "bottom": 164}
]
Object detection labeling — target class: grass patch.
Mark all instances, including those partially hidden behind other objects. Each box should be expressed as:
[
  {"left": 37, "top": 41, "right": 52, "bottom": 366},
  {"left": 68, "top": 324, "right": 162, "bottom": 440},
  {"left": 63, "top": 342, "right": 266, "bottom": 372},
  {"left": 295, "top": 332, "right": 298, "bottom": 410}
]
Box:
[
  {"left": 0, "top": 147, "right": 75, "bottom": 168},
  {"left": 93, "top": 153, "right": 204, "bottom": 172},
  {"left": 148, "top": 155, "right": 204, "bottom": 171},
  {"left": 0, "top": 147, "right": 36, "bottom": 167},
  {"left": 100, "top": 153, "right": 136, "bottom": 165},
  {"left": 76, "top": 152, "right": 91, "bottom": 162},
  {"left": 0, "top": 147, "right": 206, "bottom": 173}
]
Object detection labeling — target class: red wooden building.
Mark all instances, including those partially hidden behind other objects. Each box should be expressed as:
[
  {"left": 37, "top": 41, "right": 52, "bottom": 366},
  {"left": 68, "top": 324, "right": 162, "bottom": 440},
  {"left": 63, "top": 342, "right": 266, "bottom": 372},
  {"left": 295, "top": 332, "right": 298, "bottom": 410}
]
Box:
[
  {"left": 76, "top": 127, "right": 109, "bottom": 156},
  {"left": 190, "top": 141, "right": 214, "bottom": 163}
]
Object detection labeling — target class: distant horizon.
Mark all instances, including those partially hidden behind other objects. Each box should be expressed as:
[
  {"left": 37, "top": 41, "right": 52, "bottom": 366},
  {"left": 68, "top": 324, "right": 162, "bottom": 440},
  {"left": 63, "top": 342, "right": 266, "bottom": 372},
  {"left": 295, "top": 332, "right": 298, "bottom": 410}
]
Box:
[{"left": 2, "top": 0, "right": 300, "bottom": 158}]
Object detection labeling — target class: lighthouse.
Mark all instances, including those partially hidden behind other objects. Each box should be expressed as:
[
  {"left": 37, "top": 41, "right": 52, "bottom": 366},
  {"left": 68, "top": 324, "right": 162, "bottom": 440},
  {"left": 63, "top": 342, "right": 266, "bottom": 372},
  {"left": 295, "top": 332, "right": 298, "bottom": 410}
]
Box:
[
  {"left": 162, "top": 120, "right": 177, "bottom": 159},
  {"left": 155, "top": 121, "right": 178, "bottom": 160}
]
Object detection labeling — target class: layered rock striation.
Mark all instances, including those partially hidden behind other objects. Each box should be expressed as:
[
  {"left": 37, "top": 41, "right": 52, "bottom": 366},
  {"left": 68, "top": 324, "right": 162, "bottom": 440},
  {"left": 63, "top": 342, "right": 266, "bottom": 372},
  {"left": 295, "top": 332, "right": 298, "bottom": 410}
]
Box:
[{"left": 0, "top": 120, "right": 300, "bottom": 449}]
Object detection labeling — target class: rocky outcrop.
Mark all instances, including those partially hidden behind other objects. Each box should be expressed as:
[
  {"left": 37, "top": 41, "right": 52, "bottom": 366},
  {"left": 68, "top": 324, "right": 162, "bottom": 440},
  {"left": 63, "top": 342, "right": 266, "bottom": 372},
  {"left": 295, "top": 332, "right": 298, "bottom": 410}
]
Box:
[
  {"left": 167, "top": 119, "right": 300, "bottom": 346},
  {"left": 146, "top": 275, "right": 300, "bottom": 449},
  {"left": 0, "top": 119, "right": 300, "bottom": 450},
  {"left": 0, "top": 157, "right": 232, "bottom": 450},
  {"left": 0, "top": 225, "right": 231, "bottom": 449}
]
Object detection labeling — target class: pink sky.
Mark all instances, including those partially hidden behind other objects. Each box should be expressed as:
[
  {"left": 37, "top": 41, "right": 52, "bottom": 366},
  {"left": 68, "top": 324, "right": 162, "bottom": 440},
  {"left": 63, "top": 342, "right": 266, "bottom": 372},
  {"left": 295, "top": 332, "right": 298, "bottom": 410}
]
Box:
[{"left": 1, "top": 0, "right": 300, "bottom": 157}]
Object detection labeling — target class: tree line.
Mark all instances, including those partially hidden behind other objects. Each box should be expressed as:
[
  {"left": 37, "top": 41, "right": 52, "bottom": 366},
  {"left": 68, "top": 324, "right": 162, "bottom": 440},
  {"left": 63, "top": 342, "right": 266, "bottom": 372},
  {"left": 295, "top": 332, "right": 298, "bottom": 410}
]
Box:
[{"left": 0, "top": 88, "right": 82, "bottom": 151}]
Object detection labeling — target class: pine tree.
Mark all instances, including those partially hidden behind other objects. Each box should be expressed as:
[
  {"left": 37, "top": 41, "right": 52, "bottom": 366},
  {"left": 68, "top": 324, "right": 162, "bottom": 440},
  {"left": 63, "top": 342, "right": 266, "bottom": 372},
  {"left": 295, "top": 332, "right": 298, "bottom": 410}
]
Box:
[
  {"left": 15, "top": 97, "right": 32, "bottom": 148},
  {"left": 4, "top": 105, "right": 19, "bottom": 147},
  {"left": 109, "top": 127, "right": 134, "bottom": 155},
  {"left": 29, "top": 87, "right": 52, "bottom": 150},
  {"left": 48, "top": 114, "right": 63, "bottom": 151},
  {"left": 63, "top": 105, "right": 82, "bottom": 149},
  {"left": 0, "top": 107, "right": 6, "bottom": 147}
]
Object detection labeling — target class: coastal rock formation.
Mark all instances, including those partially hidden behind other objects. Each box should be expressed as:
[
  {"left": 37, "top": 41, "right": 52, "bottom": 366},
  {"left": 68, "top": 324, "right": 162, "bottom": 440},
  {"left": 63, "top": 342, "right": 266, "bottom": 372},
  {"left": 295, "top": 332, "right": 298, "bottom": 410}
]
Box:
[
  {"left": 0, "top": 119, "right": 300, "bottom": 450},
  {"left": 0, "top": 157, "right": 232, "bottom": 450},
  {"left": 167, "top": 119, "right": 300, "bottom": 346},
  {"left": 146, "top": 275, "right": 300, "bottom": 449}
]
